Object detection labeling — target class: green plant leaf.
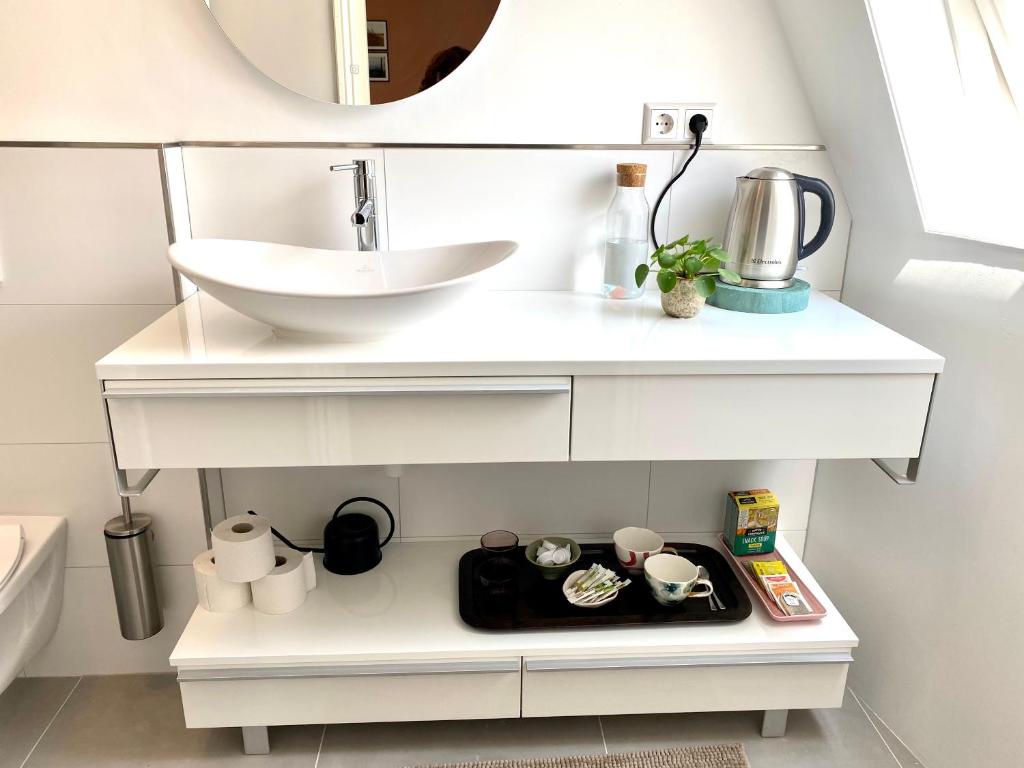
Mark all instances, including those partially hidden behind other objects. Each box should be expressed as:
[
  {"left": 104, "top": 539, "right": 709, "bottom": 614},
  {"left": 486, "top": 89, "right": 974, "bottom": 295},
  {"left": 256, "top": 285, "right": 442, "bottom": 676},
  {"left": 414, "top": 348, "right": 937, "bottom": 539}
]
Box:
[
  {"left": 707, "top": 247, "right": 729, "bottom": 262},
  {"left": 657, "top": 249, "right": 677, "bottom": 269},
  {"left": 656, "top": 269, "right": 678, "bottom": 293},
  {"left": 689, "top": 240, "right": 708, "bottom": 254},
  {"left": 718, "top": 267, "right": 741, "bottom": 284},
  {"left": 682, "top": 255, "right": 702, "bottom": 278},
  {"left": 694, "top": 274, "right": 717, "bottom": 297},
  {"left": 635, "top": 263, "right": 650, "bottom": 287}
]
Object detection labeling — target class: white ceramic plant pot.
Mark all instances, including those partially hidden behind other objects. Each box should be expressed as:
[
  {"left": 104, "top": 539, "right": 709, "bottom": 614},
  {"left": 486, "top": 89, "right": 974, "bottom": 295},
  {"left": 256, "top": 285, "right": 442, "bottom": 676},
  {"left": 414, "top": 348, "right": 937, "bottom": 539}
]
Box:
[{"left": 660, "top": 279, "right": 705, "bottom": 318}]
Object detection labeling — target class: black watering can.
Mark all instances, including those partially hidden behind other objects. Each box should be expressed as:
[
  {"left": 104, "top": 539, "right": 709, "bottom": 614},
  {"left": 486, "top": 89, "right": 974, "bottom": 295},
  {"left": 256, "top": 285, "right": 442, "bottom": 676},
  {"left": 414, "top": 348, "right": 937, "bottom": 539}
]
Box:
[{"left": 248, "top": 496, "right": 395, "bottom": 575}]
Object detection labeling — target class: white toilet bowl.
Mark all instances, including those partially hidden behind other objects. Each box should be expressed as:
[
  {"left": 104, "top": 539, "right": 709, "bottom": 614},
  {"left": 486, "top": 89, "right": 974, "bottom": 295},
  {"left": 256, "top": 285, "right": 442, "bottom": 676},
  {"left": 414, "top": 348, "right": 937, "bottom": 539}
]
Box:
[{"left": 0, "top": 516, "right": 67, "bottom": 694}]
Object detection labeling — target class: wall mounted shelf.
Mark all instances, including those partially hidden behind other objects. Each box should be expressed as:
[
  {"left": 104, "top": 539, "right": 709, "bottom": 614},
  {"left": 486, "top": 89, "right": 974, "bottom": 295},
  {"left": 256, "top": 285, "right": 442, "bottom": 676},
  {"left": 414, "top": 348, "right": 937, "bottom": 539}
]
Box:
[{"left": 94, "top": 288, "right": 943, "bottom": 751}]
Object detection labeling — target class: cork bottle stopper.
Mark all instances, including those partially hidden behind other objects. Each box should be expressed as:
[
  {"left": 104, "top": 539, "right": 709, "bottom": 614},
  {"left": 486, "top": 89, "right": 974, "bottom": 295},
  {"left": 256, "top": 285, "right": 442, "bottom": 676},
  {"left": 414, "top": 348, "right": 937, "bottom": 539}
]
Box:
[{"left": 616, "top": 163, "right": 647, "bottom": 187}]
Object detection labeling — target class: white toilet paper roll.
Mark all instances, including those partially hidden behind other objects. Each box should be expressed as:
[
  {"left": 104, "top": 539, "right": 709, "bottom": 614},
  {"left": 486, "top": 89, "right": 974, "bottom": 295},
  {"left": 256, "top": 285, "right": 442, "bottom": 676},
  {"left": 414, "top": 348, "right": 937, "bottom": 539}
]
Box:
[
  {"left": 252, "top": 548, "right": 310, "bottom": 615},
  {"left": 301, "top": 551, "right": 317, "bottom": 592},
  {"left": 193, "top": 549, "right": 252, "bottom": 612},
  {"left": 211, "top": 514, "right": 275, "bottom": 583}
]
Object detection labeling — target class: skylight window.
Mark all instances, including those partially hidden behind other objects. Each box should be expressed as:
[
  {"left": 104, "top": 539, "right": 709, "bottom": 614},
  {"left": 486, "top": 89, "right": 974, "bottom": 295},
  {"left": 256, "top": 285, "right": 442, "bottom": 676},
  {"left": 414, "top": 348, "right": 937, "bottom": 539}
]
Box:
[{"left": 868, "top": 0, "right": 1023, "bottom": 249}]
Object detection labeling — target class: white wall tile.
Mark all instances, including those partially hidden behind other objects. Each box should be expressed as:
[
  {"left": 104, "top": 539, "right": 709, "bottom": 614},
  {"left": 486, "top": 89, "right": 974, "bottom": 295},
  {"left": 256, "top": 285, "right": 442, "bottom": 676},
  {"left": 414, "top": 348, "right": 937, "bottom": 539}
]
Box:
[
  {"left": 0, "top": 304, "right": 171, "bottom": 444},
  {"left": 183, "top": 147, "right": 389, "bottom": 250},
  {"left": 398, "top": 462, "right": 650, "bottom": 539},
  {"left": 648, "top": 460, "right": 816, "bottom": 535},
  {"left": 221, "top": 466, "right": 400, "bottom": 542},
  {"left": 26, "top": 565, "right": 196, "bottom": 676},
  {"left": 780, "top": 530, "right": 807, "bottom": 558},
  {"left": 0, "top": 148, "right": 175, "bottom": 305},
  {"left": 663, "top": 149, "right": 851, "bottom": 292},
  {"left": 383, "top": 149, "right": 673, "bottom": 292},
  {"left": 0, "top": 444, "right": 204, "bottom": 567}
]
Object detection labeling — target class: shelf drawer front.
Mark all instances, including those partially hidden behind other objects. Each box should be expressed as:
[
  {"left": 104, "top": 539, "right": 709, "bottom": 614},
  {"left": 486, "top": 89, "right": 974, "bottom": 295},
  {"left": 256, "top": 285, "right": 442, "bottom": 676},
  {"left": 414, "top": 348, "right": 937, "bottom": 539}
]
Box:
[
  {"left": 105, "top": 377, "right": 571, "bottom": 468},
  {"left": 571, "top": 373, "right": 934, "bottom": 461},
  {"left": 522, "top": 654, "right": 850, "bottom": 717},
  {"left": 178, "top": 659, "right": 522, "bottom": 727}
]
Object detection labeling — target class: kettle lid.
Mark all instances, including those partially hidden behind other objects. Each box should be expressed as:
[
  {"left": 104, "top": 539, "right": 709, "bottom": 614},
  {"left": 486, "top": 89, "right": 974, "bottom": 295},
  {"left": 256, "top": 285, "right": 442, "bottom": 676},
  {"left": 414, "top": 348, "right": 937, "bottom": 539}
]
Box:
[{"left": 742, "top": 166, "right": 795, "bottom": 181}]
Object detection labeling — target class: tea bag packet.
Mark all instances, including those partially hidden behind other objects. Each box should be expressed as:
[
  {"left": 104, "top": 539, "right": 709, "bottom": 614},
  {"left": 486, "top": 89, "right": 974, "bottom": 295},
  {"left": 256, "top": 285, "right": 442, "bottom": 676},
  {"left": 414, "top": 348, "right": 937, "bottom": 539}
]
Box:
[{"left": 751, "top": 560, "right": 811, "bottom": 616}]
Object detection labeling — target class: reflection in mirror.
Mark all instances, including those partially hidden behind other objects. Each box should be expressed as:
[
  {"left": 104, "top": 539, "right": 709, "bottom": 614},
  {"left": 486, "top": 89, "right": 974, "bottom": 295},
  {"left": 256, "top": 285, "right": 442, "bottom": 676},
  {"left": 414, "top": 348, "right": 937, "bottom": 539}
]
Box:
[{"left": 206, "top": 0, "right": 500, "bottom": 106}]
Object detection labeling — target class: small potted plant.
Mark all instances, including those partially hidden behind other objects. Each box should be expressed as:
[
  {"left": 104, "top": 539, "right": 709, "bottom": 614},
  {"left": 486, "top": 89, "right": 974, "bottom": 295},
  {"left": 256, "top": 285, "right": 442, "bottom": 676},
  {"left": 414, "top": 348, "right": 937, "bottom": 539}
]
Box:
[{"left": 635, "top": 235, "right": 739, "bottom": 318}]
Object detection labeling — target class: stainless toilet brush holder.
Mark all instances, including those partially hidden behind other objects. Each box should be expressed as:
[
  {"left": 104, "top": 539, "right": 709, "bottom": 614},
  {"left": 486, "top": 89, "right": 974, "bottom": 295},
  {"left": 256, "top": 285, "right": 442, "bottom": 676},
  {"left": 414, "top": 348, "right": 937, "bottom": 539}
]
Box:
[{"left": 104, "top": 500, "right": 163, "bottom": 640}]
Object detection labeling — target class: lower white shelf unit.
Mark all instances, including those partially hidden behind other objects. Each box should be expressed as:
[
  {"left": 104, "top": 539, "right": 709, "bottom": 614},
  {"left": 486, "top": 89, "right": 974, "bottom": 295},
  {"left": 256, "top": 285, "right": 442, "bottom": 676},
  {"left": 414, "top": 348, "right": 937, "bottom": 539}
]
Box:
[{"left": 171, "top": 537, "right": 857, "bottom": 749}]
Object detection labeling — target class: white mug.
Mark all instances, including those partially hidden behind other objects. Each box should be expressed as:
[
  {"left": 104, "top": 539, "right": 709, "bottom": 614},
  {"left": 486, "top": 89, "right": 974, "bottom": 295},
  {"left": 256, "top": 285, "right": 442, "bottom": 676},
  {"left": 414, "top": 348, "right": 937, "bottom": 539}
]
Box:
[
  {"left": 613, "top": 527, "right": 676, "bottom": 573},
  {"left": 644, "top": 553, "right": 714, "bottom": 607}
]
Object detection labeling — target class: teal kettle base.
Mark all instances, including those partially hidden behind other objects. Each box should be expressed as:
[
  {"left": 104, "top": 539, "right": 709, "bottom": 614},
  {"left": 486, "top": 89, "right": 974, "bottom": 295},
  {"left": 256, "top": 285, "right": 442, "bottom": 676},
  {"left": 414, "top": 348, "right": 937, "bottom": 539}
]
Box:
[{"left": 708, "top": 279, "right": 811, "bottom": 314}]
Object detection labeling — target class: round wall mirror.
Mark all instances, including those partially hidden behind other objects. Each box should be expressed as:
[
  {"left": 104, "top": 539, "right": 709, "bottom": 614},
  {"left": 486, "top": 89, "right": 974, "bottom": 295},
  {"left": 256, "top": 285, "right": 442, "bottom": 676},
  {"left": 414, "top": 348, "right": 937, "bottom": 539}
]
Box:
[{"left": 206, "top": 0, "right": 501, "bottom": 106}]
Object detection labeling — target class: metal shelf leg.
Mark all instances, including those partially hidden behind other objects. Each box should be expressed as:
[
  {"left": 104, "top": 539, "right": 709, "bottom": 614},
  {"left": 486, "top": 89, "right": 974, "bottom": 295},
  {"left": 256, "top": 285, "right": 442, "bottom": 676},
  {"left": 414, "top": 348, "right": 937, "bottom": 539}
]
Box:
[
  {"left": 762, "top": 709, "right": 789, "bottom": 738},
  {"left": 242, "top": 726, "right": 270, "bottom": 755}
]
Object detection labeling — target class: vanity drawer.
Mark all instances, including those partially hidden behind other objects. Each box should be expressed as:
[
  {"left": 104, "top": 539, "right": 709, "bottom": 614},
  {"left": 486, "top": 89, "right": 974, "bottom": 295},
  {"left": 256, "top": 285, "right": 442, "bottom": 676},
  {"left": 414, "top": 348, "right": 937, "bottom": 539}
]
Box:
[
  {"left": 521, "top": 653, "right": 850, "bottom": 718},
  {"left": 177, "top": 658, "right": 522, "bottom": 727},
  {"left": 105, "top": 376, "right": 570, "bottom": 468},
  {"left": 570, "top": 373, "right": 935, "bottom": 461}
]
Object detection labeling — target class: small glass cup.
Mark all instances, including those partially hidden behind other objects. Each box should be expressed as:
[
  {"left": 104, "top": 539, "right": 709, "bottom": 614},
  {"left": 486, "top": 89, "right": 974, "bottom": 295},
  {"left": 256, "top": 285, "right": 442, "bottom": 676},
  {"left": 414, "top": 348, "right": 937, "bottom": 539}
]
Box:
[{"left": 480, "top": 530, "right": 519, "bottom": 555}]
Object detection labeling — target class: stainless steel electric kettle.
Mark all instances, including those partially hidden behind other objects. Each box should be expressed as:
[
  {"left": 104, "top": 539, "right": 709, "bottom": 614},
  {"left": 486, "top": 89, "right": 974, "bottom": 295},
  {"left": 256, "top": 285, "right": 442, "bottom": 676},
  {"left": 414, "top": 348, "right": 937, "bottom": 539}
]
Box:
[{"left": 722, "top": 167, "right": 835, "bottom": 288}]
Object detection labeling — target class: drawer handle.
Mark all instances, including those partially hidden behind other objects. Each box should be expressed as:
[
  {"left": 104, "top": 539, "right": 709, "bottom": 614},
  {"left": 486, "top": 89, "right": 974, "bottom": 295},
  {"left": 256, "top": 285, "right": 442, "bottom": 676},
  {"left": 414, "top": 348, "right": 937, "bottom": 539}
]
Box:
[
  {"left": 105, "top": 382, "right": 570, "bottom": 399},
  {"left": 177, "top": 659, "right": 522, "bottom": 681},
  {"left": 525, "top": 652, "right": 853, "bottom": 672}
]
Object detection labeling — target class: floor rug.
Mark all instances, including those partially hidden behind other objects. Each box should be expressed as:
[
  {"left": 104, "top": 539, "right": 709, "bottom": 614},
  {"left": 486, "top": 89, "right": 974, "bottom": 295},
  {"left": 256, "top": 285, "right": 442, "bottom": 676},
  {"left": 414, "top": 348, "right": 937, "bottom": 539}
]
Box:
[{"left": 412, "top": 744, "right": 751, "bottom": 768}]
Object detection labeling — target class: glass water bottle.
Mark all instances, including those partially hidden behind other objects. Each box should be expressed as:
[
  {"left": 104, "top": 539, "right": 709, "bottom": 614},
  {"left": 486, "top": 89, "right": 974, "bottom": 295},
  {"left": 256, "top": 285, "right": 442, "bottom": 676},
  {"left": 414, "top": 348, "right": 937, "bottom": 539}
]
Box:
[{"left": 602, "top": 163, "right": 650, "bottom": 299}]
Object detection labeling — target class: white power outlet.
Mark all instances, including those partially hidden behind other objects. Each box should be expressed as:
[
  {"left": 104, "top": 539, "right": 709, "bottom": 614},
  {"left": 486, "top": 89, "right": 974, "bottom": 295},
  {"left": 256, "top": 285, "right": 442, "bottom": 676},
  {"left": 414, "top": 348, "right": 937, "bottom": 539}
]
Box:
[{"left": 642, "top": 103, "right": 715, "bottom": 144}]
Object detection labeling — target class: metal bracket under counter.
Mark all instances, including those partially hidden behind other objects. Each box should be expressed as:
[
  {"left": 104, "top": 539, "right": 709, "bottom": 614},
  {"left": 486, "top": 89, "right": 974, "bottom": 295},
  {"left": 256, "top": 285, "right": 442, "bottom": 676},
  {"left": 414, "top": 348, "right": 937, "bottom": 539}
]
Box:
[{"left": 871, "top": 373, "right": 940, "bottom": 485}]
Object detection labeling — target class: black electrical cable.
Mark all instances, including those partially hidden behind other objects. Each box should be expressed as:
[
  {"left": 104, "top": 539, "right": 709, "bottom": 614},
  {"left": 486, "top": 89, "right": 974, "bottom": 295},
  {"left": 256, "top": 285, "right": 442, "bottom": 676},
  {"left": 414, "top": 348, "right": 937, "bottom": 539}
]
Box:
[
  {"left": 247, "top": 509, "right": 324, "bottom": 553},
  {"left": 650, "top": 114, "right": 709, "bottom": 249}
]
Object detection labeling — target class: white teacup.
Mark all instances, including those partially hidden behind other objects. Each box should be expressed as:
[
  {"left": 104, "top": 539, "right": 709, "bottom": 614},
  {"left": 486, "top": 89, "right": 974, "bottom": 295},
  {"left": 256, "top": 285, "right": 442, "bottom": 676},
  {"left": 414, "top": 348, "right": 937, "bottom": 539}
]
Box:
[
  {"left": 613, "top": 527, "right": 676, "bottom": 573},
  {"left": 644, "top": 553, "right": 714, "bottom": 607}
]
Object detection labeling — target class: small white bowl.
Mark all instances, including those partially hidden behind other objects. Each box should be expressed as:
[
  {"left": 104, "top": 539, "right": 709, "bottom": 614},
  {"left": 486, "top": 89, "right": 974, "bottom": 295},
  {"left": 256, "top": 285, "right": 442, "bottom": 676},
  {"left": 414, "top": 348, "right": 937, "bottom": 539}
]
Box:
[{"left": 562, "top": 569, "right": 619, "bottom": 609}]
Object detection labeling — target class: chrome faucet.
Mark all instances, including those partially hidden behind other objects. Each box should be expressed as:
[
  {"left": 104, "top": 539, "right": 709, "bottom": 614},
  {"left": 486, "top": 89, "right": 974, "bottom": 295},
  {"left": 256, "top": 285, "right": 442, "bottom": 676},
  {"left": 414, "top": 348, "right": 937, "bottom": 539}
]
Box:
[{"left": 329, "top": 159, "right": 379, "bottom": 251}]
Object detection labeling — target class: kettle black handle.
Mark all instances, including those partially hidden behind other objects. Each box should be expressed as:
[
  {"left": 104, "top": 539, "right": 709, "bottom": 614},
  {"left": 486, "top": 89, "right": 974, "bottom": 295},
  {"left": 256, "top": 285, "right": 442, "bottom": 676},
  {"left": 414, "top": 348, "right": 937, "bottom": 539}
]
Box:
[
  {"left": 794, "top": 173, "right": 835, "bottom": 261},
  {"left": 333, "top": 496, "right": 396, "bottom": 547}
]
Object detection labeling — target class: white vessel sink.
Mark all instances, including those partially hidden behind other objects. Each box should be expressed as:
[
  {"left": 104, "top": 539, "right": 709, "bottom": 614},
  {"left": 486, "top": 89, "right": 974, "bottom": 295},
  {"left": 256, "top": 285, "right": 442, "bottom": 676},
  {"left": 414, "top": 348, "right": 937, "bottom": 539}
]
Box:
[{"left": 168, "top": 239, "right": 517, "bottom": 340}]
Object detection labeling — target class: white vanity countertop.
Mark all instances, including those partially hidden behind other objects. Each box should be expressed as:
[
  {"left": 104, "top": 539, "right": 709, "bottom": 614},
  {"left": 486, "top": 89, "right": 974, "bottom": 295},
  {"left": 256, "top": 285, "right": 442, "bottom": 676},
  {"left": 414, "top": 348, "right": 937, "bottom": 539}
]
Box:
[
  {"left": 96, "top": 290, "right": 944, "bottom": 380},
  {"left": 171, "top": 537, "right": 857, "bottom": 668}
]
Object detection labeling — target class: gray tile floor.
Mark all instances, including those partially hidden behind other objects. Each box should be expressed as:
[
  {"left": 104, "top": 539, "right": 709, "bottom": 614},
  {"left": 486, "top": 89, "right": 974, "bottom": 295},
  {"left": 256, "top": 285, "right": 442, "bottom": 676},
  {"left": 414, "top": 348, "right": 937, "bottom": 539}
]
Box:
[{"left": 0, "top": 674, "right": 924, "bottom": 768}]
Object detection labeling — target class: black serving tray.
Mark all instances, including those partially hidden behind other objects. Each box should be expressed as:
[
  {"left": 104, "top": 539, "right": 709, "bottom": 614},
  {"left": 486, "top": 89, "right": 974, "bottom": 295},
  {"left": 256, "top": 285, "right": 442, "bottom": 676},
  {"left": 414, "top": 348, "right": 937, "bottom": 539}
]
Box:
[{"left": 459, "top": 542, "right": 752, "bottom": 630}]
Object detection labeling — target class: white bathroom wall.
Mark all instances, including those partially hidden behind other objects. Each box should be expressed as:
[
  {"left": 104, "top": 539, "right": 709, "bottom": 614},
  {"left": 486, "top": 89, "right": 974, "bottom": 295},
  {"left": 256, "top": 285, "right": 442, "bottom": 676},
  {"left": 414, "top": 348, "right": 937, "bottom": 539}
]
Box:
[
  {"left": 184, "top": 148, "right": 390, "bottom": 251},
  {"left": 776, "top": 2, "right": 1024, "bottom": 767},
  {"left": 183, "top": 146, "right": 850, "bottom": 293},
  {"left": 218, "top": 462, "right": 814, "bottom": 553},
  {"left": 0, "top": 148, "right": 208, "bottom": 675},
  {"left": 0, "top": 0, "right": 822, "bottom": 145}
]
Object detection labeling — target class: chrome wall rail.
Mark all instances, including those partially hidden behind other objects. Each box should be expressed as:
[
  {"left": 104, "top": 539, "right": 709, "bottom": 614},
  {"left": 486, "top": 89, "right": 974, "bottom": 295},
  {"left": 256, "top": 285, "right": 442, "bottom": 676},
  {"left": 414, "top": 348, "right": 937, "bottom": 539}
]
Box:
[
  {"left": 871, "top": 373, "right": 940, "bottom": 486},
  {"left": 0, "top": 140, "right": 828, "bottom": 151}
]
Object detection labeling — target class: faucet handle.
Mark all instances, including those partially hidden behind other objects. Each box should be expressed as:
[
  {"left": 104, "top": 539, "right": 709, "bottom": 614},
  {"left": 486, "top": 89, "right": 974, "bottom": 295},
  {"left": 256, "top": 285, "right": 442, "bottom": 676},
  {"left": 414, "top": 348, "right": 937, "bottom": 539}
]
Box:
[{"left": 330, "top": 159, "right": 375, "bottom": 176}]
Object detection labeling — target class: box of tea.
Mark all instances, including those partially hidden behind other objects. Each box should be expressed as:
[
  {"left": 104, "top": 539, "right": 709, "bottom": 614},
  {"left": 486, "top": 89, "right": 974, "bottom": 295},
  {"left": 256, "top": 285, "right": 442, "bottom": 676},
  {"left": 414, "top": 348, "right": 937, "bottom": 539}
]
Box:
[{"left": 723, "top": 489, "right": 779, "bottom": 555}]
